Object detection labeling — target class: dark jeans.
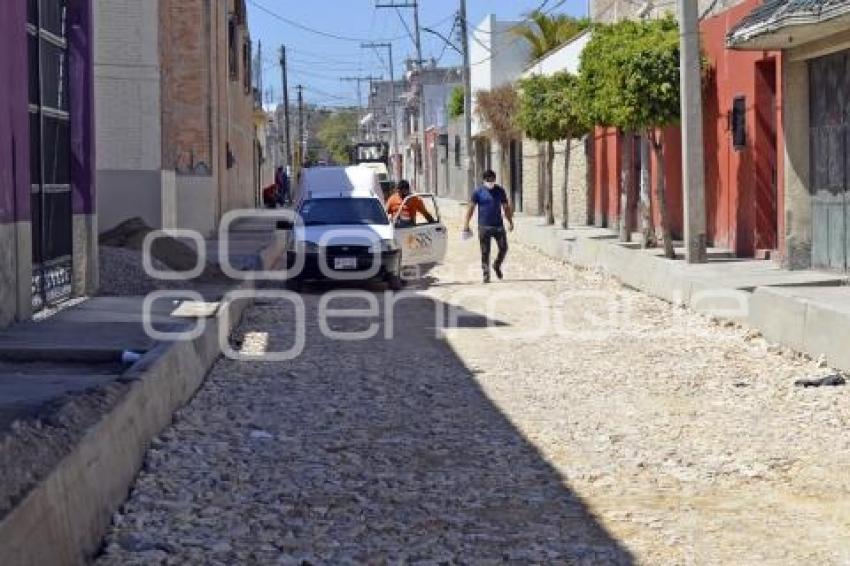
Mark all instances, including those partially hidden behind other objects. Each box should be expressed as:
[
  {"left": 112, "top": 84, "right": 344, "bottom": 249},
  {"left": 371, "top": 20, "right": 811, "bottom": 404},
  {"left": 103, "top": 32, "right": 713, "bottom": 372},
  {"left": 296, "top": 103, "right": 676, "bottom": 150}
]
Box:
[
  {"left": 277, "top": 184, "right": 291, "bottom": 205},
  {"left": 479, "top": 225, "right": 508, "bottom": 277}
]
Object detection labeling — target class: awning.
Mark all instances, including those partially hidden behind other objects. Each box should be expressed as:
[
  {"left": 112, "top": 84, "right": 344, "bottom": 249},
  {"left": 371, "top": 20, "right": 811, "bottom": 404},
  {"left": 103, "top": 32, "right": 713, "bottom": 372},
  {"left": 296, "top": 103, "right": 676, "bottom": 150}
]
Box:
[{"left": 727, "top": 0, "right": 850, "bottom": 50}]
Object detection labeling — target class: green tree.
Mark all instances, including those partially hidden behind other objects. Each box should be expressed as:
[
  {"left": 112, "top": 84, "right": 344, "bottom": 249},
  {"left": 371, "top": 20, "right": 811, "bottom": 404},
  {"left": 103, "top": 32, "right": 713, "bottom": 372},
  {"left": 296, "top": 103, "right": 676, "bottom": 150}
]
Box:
[
  {"left": 448, "top": 85, "right": 465, "bottom": 119},
  {"left": 316, "top": 111, "right": 359, "bottom": 164},
  {"left": 518, "top": 72, "right": 590, "bottom": 226},
  {"left": 474, "top": 85, "right": 520, "bottom": 197},
  {"left": 579, "top": 16, "right": 680, "bottom": 257},
  {"left": 513, "top": 11, "right": 589, "bottom": 61}
]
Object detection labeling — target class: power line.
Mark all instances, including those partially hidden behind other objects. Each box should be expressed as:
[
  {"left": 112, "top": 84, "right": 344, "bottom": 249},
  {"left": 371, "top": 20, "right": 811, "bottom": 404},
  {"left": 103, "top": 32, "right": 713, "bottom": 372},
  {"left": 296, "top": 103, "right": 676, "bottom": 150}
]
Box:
[
  {"left": 248, "top": 0, "right": 455, "bottom": 45},
  {"left": 248, "top": 0, "right": 409, "bottom": 43}
]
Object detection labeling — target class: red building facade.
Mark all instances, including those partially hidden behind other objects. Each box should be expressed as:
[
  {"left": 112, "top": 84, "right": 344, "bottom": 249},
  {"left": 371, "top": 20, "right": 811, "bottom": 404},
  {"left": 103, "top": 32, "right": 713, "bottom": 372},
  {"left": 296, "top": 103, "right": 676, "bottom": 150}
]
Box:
[{"left": 591, "top": 0, "right": 784, "bottom": 259}]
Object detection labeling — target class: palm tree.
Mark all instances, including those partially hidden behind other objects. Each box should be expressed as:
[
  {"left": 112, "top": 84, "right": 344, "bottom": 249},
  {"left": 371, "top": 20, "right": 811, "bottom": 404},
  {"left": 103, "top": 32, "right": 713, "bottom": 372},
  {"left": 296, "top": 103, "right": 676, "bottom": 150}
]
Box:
[{"left": 513, "top": 11, "right": 589, "bottom": 61}]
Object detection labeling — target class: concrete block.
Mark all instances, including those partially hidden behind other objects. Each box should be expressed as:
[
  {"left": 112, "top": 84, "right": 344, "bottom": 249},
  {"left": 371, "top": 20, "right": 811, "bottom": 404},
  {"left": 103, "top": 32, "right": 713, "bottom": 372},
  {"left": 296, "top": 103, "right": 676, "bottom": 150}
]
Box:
[
  {"left": 749, "top": 288, "right": 807, "bottom": 352},
  {"left": 803, "top": 301, "right": 850, "bottom": 372}
]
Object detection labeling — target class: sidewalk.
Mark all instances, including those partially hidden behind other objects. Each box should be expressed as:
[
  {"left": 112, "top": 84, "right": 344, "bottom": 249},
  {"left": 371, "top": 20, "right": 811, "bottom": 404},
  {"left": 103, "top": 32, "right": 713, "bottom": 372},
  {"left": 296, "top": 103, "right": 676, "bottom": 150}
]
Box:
[
  {"left": 0, "top": 215, "right": 282, "bottom": 564},
  {"left": 438, "top": 198, "right": 850, "bottom": 372}
]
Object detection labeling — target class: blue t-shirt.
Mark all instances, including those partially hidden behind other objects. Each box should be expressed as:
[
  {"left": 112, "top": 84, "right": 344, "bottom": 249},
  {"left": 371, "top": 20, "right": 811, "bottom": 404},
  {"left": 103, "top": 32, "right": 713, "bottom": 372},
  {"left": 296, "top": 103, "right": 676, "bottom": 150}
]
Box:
[{"left": 471, "top": 185, "right": 508, "bottom": 227}]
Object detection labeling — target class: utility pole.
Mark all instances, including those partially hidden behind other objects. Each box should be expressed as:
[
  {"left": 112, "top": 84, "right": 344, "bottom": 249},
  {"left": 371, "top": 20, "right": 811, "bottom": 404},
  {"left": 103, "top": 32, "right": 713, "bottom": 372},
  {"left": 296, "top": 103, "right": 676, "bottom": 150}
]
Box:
[
  {"left": 678, "top": 0, "right": 707, "bottom": 263},
  {"left": 361, "top": 42, "right": 398, "bottom": 163},
  {"left": 376, "top": 1, "right": 425, "bottom": 191},
  {"left": 367, "top": 75, "right": 377, "bottom": 141},
  {"left": 341, "top": 75, "right": 382, "bottom": 140},
  {"left": 296, "top": 84, "right": 304, "bottom": 166},
  {"left": 279, "top": 46, "right": 292, "bottom": 169},
  {"left": 458, "top": 1, "right": 475, "bottom": 198}
]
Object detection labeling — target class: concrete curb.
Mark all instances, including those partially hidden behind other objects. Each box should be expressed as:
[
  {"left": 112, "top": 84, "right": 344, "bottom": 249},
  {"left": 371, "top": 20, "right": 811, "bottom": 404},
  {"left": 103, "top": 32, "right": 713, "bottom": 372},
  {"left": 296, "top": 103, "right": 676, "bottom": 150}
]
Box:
[
  {"left": 0, "top": 291, "right": 251, "bottom": 565},
  {"left": 438, "top": 198, "right": 850, "bottom": 373},
  {"left": 0, "top": 256, "right": 267, "bottom": 566}
]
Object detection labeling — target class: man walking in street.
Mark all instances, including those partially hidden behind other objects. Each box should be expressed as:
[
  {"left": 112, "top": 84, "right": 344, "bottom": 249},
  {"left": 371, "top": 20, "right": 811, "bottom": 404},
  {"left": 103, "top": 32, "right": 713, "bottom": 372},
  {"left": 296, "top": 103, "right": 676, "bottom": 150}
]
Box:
[{"left": 463, "top": 170, "right": 514, "bottom": 283}]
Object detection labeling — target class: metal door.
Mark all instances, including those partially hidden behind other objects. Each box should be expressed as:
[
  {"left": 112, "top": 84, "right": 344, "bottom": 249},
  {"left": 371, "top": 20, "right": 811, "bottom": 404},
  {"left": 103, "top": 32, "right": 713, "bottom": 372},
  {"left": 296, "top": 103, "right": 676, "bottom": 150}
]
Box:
[
  {"left": 810, "top": 51, "right": 849, "bottom": 271},
  {"left": 393, "top": 194, "right": 448, "bottom": 269},
  {"left": 28, "top": 0, "right": 73, "bottom": 310}
]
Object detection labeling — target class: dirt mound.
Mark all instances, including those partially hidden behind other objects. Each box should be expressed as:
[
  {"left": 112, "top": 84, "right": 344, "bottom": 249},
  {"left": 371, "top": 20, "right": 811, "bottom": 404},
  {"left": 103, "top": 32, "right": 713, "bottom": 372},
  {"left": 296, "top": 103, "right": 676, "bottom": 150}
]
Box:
[
  {"left": 99, "top": 218, "right": 229, "bottom": 285},
  {"left": 100, "top": 217, "right": 202, "bottom": 272}
]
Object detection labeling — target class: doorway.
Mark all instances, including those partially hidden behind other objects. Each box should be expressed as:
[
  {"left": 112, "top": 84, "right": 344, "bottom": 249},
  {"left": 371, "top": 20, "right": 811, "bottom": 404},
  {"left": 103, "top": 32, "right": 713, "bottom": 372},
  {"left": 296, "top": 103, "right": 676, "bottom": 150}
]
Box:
[
  {"left": 754, "top": 58, "right": 779, "bottom": 254},
  {"left": 28, "top": 0, "right": 74, "bottom": 311},
  {"left": 809, "top": 50, "right": 849, "bottom": 270}
]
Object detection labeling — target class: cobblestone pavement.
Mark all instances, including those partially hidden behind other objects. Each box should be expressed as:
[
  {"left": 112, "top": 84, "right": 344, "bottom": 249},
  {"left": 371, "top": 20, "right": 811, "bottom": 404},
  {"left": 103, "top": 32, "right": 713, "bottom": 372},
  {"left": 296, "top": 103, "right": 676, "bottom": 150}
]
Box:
[{"left": 99, "top": 213, "right": 850, "bottom": 565}]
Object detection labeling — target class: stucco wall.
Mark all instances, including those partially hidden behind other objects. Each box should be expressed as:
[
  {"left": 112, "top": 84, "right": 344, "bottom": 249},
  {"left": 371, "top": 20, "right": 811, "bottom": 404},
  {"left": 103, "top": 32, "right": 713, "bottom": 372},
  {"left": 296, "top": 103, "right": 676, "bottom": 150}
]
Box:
[
  {"left": 522, "top": 138, "right": 543, "bottom": 215},
  {"left": 0, "top": 0, "right": 27, "bottom": 325},
  {"left": 444, "top": 119, "right": 471, "bottom": 202},
  {"left": 175, "top": 176, "right": 217, "bottom": 237},
  {"left": 522, "top": 31, "right": 590, "bottom": 78},
  {"left": 781, "top": 59, "right": 812, "bottom": 269},
  {"left": 470, "top": 15, "right": 532, "bottom": 137},
  {"left": 551, "top": 139, "right": 591, "bottom": 226},
  {"left": 160, "top": 0, "right": 256, "bottom": 230},
  {"left": 94, "top": 0, "right": 161, "bottom": 172},
  {"left": 96, "top": 171, "right": 164, "bottom": 231},
  {"left": 521, "top": 137, "right": 590, "bottom": 226}
]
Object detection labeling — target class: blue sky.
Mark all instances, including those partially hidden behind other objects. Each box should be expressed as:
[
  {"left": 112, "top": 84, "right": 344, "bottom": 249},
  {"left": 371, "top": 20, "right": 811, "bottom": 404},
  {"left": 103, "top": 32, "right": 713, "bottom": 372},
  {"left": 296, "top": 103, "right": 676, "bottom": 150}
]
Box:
[{"left": 247, "top": 0, "right": 588, "bottom": 107}]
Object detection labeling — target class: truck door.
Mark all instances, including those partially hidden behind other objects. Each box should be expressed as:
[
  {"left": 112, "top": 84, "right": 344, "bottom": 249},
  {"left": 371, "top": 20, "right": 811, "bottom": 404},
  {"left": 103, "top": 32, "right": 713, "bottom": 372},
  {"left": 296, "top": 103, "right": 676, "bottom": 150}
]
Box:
[{"left": 393, "top": 193, "right": 448, "bottom": 271}]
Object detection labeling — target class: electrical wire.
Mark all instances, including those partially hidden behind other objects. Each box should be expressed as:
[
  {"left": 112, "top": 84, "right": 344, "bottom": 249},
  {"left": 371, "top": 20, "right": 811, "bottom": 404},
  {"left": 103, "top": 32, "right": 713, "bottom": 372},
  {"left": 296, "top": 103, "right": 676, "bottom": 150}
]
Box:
[
  {"left": 248, "top": 0, "right": 409, "bottom": 43},
  {"left": 248, "top": 0, "right": 458, "bottom": 44},
  {"left": 435, "top": 16, "right": 459, "bottom": 64}
]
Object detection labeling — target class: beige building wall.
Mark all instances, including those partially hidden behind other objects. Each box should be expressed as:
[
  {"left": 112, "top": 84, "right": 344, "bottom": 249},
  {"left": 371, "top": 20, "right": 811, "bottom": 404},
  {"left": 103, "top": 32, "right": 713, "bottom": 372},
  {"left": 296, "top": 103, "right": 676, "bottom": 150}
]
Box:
[
  {"left": 93, "top": 0, "right": 166, "bottom": 232},
  {"left": 551, "top": 138, "right": 591, "bottom": 227},
  {"left": 522, "top": 138, "right": 544, "bottom": 215},
  {"left": 160, "top": 0, "right": 255, "bottom": 235}
]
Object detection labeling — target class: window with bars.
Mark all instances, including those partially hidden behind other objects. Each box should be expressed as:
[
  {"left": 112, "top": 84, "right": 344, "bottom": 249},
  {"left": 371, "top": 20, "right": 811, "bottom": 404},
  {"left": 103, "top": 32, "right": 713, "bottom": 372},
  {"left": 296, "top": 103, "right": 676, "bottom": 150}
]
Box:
[
  {"left": 243, "top": 38, "right": 251, "bottom": 94},
  {"left": 228, "top": 17, "right": 238, "bottom": 81},
  {"left": 731, "top": 96, "right": 747, "bottom": 150}
]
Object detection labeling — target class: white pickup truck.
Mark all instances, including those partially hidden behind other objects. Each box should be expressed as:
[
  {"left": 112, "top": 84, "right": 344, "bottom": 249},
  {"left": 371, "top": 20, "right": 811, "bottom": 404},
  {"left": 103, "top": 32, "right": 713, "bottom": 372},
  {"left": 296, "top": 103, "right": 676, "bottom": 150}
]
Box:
[{"left": 281, "top": 166, "right": 447, "bottom": 289}]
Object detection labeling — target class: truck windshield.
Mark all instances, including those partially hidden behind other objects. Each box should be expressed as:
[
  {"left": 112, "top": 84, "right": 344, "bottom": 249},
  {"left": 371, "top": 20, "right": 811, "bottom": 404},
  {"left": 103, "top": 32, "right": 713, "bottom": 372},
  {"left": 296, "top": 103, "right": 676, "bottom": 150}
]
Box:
[{"left": 299, "top": 198, "right": 389, "bottom": 226}]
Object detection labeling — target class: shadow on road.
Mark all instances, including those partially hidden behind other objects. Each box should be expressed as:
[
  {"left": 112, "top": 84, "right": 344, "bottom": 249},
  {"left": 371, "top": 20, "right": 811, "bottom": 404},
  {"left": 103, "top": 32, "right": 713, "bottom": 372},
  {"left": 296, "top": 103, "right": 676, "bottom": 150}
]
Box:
[{"left": 230, "top": 290, "right": 635, "bottom": 562}]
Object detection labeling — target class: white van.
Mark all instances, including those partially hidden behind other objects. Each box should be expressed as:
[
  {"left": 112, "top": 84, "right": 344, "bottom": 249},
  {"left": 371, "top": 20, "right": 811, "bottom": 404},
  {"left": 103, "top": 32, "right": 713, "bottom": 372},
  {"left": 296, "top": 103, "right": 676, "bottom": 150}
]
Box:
[{"left": 281, "top": 166, "right": 447, "bottom": 290}]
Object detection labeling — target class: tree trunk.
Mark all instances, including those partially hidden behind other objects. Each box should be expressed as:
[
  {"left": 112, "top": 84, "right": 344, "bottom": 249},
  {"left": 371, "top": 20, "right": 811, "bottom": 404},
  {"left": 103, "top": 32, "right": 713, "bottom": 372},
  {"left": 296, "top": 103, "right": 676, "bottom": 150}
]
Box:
[
  {"left": 651, "top": 131, "right": 675, "bottom": 259},
  {"left": 619, "top": 132, "right": 634, "bottom": 242},
  {"left": 639, "top": 133, "right": 656, "bottom": 248},
  {"left": 499, "top": 141, "right": 510, "bottom": 204},
  {"left": 538, "top": 142, "right": 546, "bottom": 215},
  {"left": 546, "top": 141, "right": 555, "bottom": 225},
  {"left": 561, "top": 139, "right": 572, "bottom": 229}
]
